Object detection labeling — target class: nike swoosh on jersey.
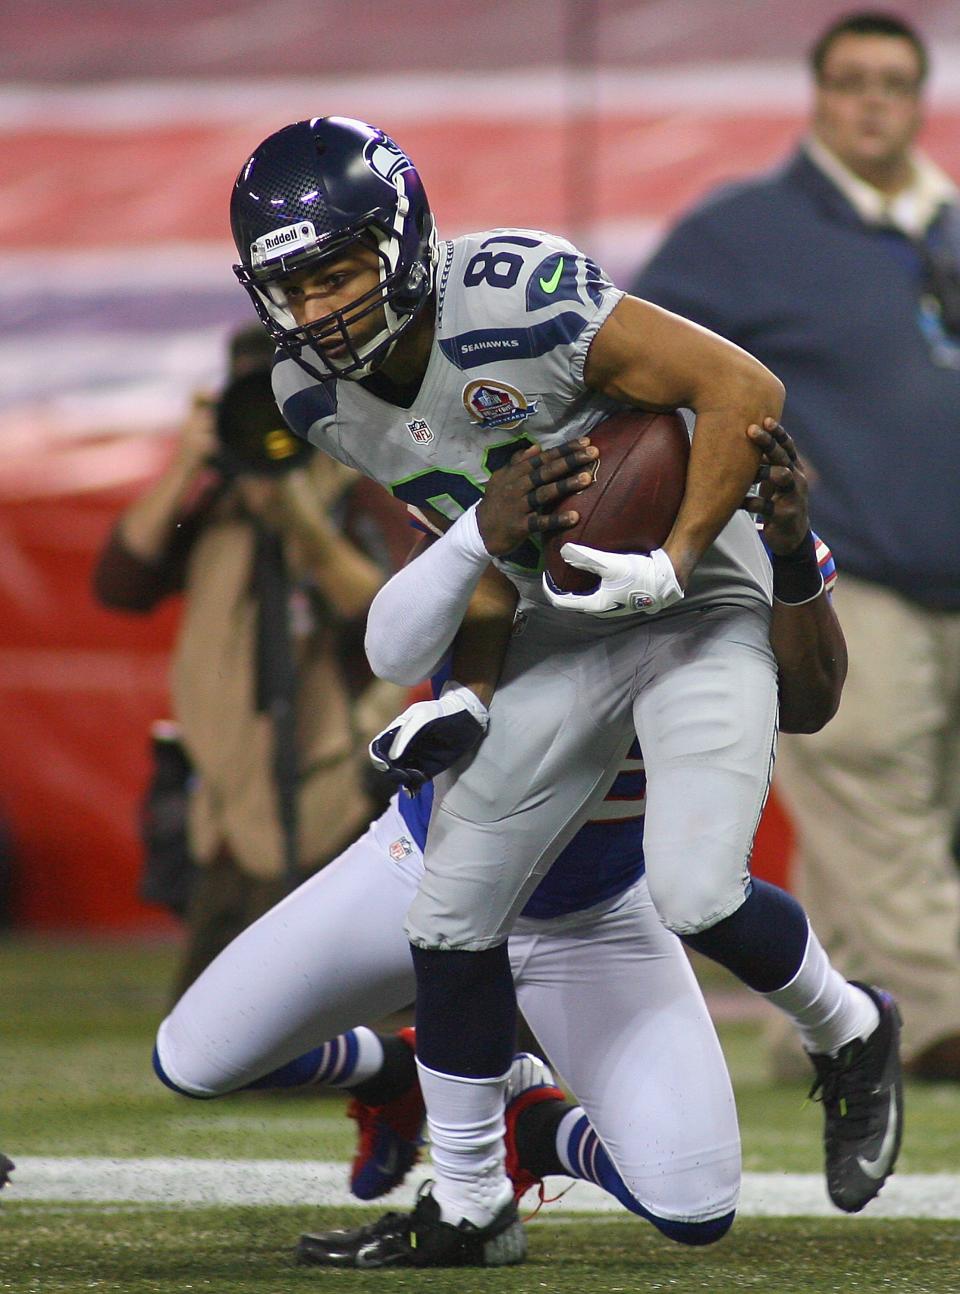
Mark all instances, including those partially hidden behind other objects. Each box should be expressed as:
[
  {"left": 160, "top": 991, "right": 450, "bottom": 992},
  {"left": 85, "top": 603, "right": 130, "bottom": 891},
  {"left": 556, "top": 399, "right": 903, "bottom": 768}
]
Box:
[
  {"left": 856, "top": 1089, "right": 900, "bottom": 1180},
  {"left": 538, "top": 259, "right": 564, "bottom": 294}
]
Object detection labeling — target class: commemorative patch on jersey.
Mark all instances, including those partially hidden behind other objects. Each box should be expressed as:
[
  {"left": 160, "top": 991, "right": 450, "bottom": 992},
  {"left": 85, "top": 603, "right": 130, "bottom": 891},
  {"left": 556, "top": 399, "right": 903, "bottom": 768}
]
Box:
[
  {"left": 389, "top": 836, "right": 414, "bottom": 861},
  {"left": 462, "top": 380, "right": 539, "bottom": 430},
  {"left": 406, "top": 418, "right": 434, "bottom": 444}
]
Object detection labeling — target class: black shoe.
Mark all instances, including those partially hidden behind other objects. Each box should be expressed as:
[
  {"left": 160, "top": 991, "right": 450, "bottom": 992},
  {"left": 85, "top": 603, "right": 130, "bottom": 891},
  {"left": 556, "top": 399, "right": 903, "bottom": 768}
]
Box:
[
  {"left": 297, "top": 1183, "right": 526, "bottom": 1268},
  {"left": 0, "top": 1155, "right": 13, "bottom": 1191},
  {"left": 808, "top": 982, "right": 903, "bottom": 1213}
]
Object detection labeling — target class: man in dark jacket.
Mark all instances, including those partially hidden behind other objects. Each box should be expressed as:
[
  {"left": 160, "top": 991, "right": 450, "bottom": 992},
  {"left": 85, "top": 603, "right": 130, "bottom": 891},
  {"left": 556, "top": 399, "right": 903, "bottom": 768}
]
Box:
[{"left": 632, "top": 11, "right": 960, "bottom": 1080}]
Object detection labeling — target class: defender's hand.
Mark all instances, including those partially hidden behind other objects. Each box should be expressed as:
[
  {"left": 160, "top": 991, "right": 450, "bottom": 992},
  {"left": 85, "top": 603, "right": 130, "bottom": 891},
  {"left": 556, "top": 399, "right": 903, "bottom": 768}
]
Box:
[
  {"left": 743, "top": 419, "right": 811, "bottom": 556},
  {"left": 543, "top": 545, "right": 683, "bottom": 616},
  {"left": 476, "top": 440, "right": 598, "bottom": 556},
  {"left": 369, "top": 682, "right": 490, "bottom": 794}
]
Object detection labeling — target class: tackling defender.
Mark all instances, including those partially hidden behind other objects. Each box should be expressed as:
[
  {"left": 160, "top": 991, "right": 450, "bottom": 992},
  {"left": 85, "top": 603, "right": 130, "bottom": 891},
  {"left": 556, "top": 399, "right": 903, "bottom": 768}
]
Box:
[{"left": 228, "top": 116, "right": 902, "bottom": 1265}]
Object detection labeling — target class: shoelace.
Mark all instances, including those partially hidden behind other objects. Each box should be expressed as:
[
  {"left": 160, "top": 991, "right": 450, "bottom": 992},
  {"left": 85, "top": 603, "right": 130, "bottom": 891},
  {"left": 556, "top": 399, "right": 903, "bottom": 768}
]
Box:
[
  {"left": 808, "top": 1041, "right": 878, "bottom": 1141},
  {"left": 520, "top": 1179, "right": 574, "bottom": 1223}
]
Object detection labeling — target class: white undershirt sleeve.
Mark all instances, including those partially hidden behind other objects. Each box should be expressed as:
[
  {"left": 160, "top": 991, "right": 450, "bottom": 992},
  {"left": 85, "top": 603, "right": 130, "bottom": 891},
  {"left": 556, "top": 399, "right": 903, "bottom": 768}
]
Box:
[{"left": 364, "top": 504, "right": 491, "bottom": 685}]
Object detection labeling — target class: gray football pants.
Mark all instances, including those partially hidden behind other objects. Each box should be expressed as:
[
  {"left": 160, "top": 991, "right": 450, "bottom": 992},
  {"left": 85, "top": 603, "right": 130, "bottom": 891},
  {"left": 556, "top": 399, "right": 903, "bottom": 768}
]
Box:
[{"left": 406, "top": 600, "right": 778, "bottom": 950}]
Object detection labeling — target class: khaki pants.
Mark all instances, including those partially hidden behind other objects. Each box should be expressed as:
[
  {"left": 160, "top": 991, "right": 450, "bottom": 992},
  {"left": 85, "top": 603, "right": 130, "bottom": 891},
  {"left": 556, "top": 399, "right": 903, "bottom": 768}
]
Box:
[{"left": 769, "top": 575, "right": 960, "bottom": 1074}]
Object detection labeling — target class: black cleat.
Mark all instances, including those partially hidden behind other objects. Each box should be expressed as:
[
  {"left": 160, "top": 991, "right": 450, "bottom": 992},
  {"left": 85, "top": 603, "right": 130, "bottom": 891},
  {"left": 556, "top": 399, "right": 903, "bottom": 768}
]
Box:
[
  {"left": 808, "top": 982, "right": 903, "bottom": 1213},
  {"left": 0, "top": 1156, "right": 13, "bottom": 1191},
  {"left": 297, "top": 1183, "right": 526, "bottom": 1268}
]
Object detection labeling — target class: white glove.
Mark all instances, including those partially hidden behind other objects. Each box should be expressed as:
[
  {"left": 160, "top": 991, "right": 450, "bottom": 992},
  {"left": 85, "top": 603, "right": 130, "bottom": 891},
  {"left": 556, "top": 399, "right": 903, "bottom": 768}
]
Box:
[
  {"left": 543, "top": 545, "right": 684, "bottom": 617},
  {"left": 369, "top": 681, "right": 490, "bottom": 793}
]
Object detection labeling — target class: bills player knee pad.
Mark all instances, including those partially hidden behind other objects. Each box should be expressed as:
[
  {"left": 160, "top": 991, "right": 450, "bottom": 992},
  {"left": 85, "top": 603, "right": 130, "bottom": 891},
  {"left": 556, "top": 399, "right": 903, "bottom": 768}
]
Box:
[
  {"left": 596, "top": 1155, "right": 738, "bottom": 1244},
  {"left": 648, "top": 1209, "right": 736, "bottom": 1247},
  {"left": 153, "top": 1016, "right": 235, "bottom": 1099},
  {"left": 152, "top": 1041, "right": 213, "bottom": 1099}
]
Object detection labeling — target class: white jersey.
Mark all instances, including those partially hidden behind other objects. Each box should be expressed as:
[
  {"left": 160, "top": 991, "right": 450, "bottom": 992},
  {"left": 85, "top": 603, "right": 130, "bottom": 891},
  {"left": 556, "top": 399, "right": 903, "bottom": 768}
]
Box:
[{"left": 274, "top": 228, "right": 771, "bottom": 615}]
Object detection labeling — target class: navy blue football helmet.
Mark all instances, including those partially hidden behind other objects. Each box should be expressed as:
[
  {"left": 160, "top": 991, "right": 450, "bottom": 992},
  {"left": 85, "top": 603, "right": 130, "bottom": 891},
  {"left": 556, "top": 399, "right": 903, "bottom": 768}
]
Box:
[{"left": 231, "top": 116, "right": 437, "bottom": 380}]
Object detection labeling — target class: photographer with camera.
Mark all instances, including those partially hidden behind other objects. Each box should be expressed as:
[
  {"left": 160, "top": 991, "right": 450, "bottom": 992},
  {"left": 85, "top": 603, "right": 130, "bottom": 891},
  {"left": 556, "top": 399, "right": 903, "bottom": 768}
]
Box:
[{"left": 94, "top": 325, "right": 408, "bottom": 1002}]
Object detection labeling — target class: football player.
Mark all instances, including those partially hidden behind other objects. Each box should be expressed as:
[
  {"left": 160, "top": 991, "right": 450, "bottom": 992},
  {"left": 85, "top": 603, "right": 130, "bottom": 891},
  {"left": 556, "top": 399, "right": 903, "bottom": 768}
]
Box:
[
  {"left": 156, "top": 425, "right": 846, "bottom": 1269},
  {"left": 226, "top": 117, "right": 902, "bottom": 1265}
]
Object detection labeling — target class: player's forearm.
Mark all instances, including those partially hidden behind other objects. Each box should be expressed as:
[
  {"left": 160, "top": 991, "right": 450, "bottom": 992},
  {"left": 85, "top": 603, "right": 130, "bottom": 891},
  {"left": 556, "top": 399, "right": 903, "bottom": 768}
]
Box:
[
  {"left": 771, "top": 593, "right": 848, "bottom": 733},
  {"left": 364, "top": 505, "right": 491, "bottom": 685},
  {"left": 663, "top": 370, "right": 784, "bottom": 587},
  {"left": 584, "top": 296, "right": 783, "bottom": 588},
  {"left": 449, "top": 567, "right": 519, "bottom": 708}
]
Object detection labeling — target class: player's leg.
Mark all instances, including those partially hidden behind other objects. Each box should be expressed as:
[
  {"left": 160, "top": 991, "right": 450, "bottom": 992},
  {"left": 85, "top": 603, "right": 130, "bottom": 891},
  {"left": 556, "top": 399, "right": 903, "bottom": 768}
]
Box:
[
  {"left": 636, "top": 602, "right": 902, "bottom": 1212},
  {"left": 168, "top": 850, "right": 284, "bottom": 1006},
  {"left": 636, "top": 602, "right": 863, "bottom": 1028},
  {"left": 508, "top": 879, "right": 739, "bottom": 1244},
  {"left": 402, "top": 613, "right": 637, "bottom": 1237},
  {"left": 154, "top": 801, "right": 419, "bottom": 1098}
]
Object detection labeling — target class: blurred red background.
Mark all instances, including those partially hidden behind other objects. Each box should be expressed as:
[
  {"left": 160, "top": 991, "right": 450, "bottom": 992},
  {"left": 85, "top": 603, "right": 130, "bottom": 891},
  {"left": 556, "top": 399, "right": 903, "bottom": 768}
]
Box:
[{"left": 2, "top": 0, "right": 954, "bottom": 927}]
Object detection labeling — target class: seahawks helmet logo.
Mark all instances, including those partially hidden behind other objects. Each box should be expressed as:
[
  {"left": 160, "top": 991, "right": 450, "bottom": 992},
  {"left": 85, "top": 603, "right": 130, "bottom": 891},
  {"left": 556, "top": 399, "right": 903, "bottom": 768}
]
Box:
[{"left": 364, "top": 135, "right": 414, "bottom": 184}]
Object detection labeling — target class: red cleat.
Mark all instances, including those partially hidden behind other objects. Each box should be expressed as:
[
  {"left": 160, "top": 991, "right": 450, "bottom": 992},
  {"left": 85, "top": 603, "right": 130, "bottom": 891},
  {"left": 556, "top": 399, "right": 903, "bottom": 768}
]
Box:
[
  {"left": 347, "top": 1027, "right": 425, "bottom": 1200},
  {"left": 503, "top": 1053, "right": 566, "bottom": 1203}
]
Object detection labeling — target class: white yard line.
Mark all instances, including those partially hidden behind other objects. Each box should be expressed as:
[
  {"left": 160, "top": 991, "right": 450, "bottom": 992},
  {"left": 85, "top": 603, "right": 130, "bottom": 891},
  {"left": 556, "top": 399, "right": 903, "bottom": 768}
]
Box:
[{"left": 6, "top": 1159, "right": 960, "bottom": 1219}]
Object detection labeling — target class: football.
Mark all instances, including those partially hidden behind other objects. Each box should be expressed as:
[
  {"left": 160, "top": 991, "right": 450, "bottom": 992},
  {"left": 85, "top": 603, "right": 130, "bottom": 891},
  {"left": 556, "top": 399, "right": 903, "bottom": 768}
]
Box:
[{"left": 543, "top": 409, "right": 689, "bottom": 593}]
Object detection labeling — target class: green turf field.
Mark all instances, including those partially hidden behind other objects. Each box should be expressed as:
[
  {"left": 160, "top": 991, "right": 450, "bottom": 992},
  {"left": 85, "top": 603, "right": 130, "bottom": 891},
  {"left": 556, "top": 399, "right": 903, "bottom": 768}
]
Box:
[
  {"left": 3, "top": 936, "right": 960, "bottom": 1293},
  {"left": 3, "top": 1208, "right": 958, "bottom": 1294}
]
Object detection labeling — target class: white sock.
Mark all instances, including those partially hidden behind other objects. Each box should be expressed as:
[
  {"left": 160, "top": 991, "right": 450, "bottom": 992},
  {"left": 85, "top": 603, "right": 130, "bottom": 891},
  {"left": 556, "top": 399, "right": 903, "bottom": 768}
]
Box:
[
  {"left": 303, "top": 1027, "right": 385, "bottom": 1087},
  {"left": 417, "top": 1059, "right": 514, "bottom": 1228},
  {"left": 764, "top": 924, "right": 879, "bottom": 1056},
  {"left": 555, "top": 1107, "right": 585, "bottom": 1176},
  {"left": 335, "top": 1027, "right": 385, "bottom": 1088}
]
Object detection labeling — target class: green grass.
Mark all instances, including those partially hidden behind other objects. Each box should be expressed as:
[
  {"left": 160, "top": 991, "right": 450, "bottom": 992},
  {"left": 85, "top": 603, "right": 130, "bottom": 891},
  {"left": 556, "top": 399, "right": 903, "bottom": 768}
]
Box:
[
  {"left": 4, "top": 936, "right": 960, "bottom": 1293},
  {"left": 2, "top": 1208, "right": 958, "bottom": 1294}
]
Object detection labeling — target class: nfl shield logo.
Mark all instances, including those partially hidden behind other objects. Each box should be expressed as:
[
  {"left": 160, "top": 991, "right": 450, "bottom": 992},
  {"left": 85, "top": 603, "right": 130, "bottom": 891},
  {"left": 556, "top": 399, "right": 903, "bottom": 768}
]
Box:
[
  {"left": 389, "top": 836, "right": 414, "bottom": 861},
  {"left": 406, "top": 418, "right": 433, "bottom": 444}
]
